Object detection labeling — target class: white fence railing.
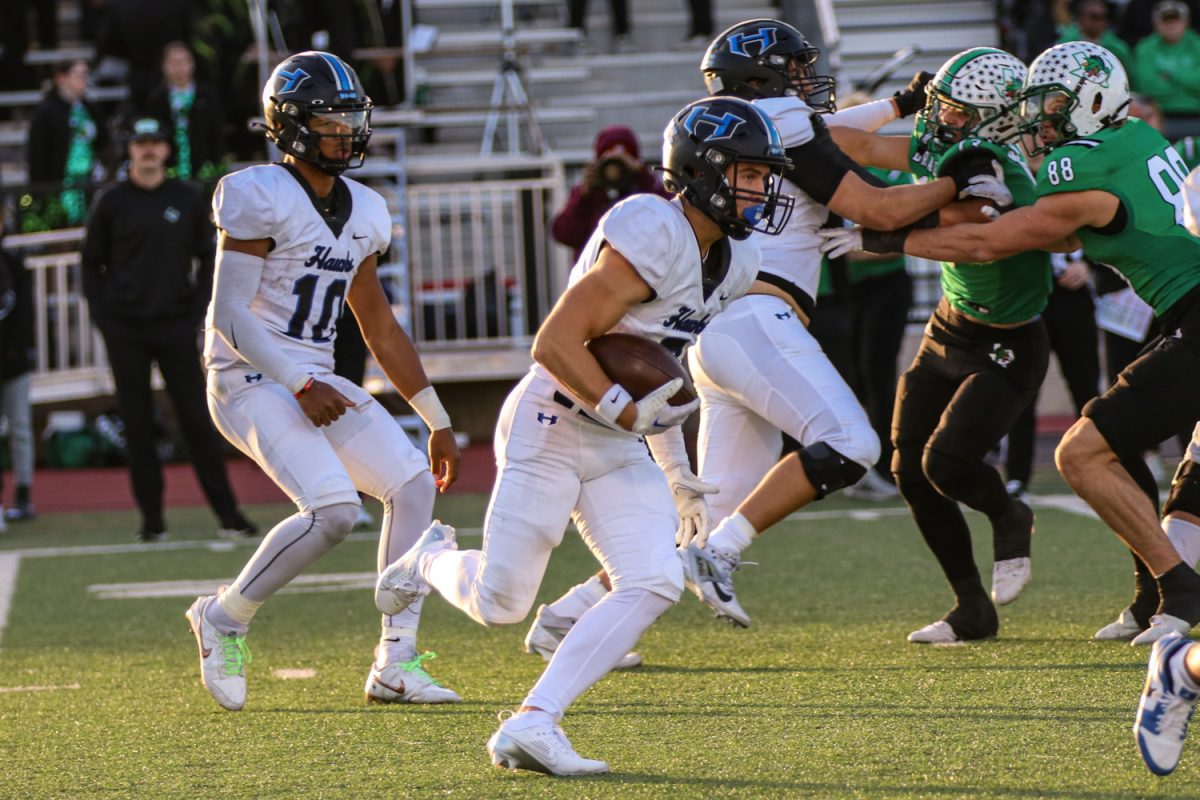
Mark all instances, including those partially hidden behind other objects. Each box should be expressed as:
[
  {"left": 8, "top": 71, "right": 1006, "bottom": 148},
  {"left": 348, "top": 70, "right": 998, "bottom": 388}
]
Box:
[{"left": 3, "top": 157, "right": 570, "bottom": 402}]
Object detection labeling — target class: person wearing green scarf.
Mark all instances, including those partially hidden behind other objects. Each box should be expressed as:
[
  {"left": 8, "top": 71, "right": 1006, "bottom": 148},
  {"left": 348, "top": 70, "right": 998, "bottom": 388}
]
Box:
[{"left": 146, "top": 42, "right": 227, "bottom": 185}]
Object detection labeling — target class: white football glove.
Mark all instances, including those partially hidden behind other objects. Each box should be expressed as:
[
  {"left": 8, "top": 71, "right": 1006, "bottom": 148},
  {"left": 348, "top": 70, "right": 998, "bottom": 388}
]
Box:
[
  {"left": 957, "top": 159, "right": 1013, "bottom": 208},
  {"left": 630, "top": 378, "right": 698, "bottom": 434},
  {"left": 668, "top": 467, "right": 719, "bottom": 548},
  {"left": 818, "top": 226, "right": 864, "bottom": 259}
]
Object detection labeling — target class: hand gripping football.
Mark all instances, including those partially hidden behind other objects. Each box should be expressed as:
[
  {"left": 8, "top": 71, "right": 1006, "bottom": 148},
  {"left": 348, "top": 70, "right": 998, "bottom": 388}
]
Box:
[{"left": 585, "top": 333, "right": 696, "bottom": 406}]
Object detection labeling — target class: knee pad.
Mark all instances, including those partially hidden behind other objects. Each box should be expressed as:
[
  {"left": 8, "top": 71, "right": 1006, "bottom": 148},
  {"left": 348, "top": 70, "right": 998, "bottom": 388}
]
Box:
[
  {"left": 312, "top": 502, "right": 360, "bottom": 546},
  {"left": 610, "top": 549, "right": 685, "bottom": 603},
  {"left": 799, "top": 442, "right": 868, "bottom": 499},
  {"left": 1165, "top": 458, "right": 1200, "bottom": 517}
]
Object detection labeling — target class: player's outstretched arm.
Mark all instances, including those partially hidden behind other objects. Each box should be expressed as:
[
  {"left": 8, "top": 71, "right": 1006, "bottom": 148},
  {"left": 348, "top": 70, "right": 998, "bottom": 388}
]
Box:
[
  {"left": 827, "top": 126, "right": 911, "bottom": 172},
  {"left": 902, "top": 190, "right": 1108, "bottom": 262},
  {"left": 347, "top": 254, "right": 459, "bottom": 491},
  {"left": 532, "top": 246, "right": 653, "bottom": 431}
]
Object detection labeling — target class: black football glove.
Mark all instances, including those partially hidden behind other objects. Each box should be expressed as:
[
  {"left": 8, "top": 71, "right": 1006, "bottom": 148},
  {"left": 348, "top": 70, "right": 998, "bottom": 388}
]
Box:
[{"left": 892, "top": 71, "right": 935, "bottom": 118}]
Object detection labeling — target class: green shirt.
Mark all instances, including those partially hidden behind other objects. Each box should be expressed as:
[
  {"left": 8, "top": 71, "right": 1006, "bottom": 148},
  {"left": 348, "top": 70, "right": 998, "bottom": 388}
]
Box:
[
  {"left": 847, "top": 167, "right": 911, "bottom": 283},
  {"left": 1133, "top": 29, "right": 1200, "bottom": 114},
  {"left": 909, "top": 133, "right": 1052, "bottom": 324},
  {"left": 1037, "top": 118, "right": 1200, "bottom": 316}
]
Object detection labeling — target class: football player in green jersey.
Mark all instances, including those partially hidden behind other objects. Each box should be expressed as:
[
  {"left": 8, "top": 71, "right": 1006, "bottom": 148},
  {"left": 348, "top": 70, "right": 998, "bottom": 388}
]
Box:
[
  {"left": 822, "top": 41, "right": 1200, "bottom": 646},
  {"left": 828, "top": 47, "right": 1051, "bottom": 643}
]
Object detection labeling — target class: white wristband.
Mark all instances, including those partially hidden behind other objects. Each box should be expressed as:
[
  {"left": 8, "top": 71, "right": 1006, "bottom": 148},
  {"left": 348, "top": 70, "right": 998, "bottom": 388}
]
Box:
[
  {"left": 593, "top": 383, "right": 632, "bottom": 426},
  {"left": 409, "top": 386, "right": 451, "bottom": 431}
]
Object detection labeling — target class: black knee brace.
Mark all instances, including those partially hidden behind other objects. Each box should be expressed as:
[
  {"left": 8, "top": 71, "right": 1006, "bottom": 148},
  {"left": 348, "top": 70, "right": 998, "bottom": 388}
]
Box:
[
  {"left": 1165, "top": 457, "right": 1200, "bottom": 517},
  {"left": 799, "top": 442, "right": 867, "bottom": 500}
]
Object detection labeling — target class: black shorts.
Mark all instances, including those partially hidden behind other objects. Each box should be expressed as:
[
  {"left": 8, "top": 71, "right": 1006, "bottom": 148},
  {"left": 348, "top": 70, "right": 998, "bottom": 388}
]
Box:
[
  {"left": 892, "top": 299, "right": 1050, "bottom": 465},
  {"left": 1084, "top": 293, "right": 1200, "bottom": 459}
]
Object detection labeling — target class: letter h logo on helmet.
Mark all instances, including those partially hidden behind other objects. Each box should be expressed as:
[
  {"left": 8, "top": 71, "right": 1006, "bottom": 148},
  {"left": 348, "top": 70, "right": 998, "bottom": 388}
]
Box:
[
  {"left": 277, "top": 68, "right": 311, "bottom": 95},
  {"left": 683, "top": 106, "right": 746, "bottom": 141},
  {"left": 726, "top": 27, "right": 778, "bottom": 58}
]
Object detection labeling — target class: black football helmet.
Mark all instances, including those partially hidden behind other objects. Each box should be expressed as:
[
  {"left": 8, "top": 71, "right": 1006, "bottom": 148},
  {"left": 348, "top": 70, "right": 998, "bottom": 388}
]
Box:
[
  {"left": 262, "top": 51, "right": 373, "bottom": 175},
  {"left": 702, "top": 19, "right": 836, "bottom": 113},
  {"left": 662, "top": 96, "right": 794, "bottom": 240}
]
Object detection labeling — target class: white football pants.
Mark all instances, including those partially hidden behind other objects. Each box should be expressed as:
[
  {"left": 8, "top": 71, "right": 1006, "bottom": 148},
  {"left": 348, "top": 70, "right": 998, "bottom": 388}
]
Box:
[{"left": 689, "top": 294, "right": 880, "bottom": 519}]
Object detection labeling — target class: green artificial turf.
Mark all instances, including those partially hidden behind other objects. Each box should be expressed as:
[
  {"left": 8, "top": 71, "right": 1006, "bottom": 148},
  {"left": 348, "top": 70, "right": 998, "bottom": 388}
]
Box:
[{"left": 1, "top": 484, "right": 1197, "bottom": 798}]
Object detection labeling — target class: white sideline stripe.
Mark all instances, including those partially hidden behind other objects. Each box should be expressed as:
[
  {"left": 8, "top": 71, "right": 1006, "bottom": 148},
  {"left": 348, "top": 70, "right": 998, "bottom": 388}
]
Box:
[
  {"left": 272, "top": 668, "right": 316, "bottom": 680},
  {"left": 1029, "top": 493, "right": 1099, "bottom": 519},
  {"left": 7, "top": 528, "right": 485, "bottom": 560},
  {"left": 89, "top": 572, "right": 378, "bottom": 600},
  {"left": 0, "top": 554, "right": 19, "bottom": 649},
  {"left": 0, "top": 682, "right": 80, "bottom": 694}
]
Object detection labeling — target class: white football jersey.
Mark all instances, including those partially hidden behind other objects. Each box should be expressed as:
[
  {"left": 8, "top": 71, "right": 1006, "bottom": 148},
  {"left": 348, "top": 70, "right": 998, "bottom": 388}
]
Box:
[
  {"left": 204, "top": 164, "right": 391, "bottom": 376},
  {"left": 534, "top": 194, "right": 758, "bottom": 395},
  {"left": 750, "top": 96, "right": 829, "bottom": 303}
]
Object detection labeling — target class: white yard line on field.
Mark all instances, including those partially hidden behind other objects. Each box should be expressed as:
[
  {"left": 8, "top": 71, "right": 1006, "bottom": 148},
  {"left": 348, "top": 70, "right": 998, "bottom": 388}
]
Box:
[{"left": 0, "top": 682, "right": 80, "bottom": 693}]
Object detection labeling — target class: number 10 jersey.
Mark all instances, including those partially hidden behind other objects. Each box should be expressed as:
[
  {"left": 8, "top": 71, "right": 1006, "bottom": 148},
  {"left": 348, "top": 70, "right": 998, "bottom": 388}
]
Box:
[{"left": 204, "top": 163, "right": 392, "bottom": 377}]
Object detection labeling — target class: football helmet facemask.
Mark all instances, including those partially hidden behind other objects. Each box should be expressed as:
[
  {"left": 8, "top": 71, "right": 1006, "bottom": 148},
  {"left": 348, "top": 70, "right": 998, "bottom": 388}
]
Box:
[
  {"left": 262, "top": 51, "right": 373, "bottom": 176},
  {"left": 662, "top": 96, "right": 794, "bottom": 240},
  {"left": 921, "top": 47, "right": 1027, "bottom": 156},
  {"left": 1018, "top": 41, "right": 1129, "bottom": 155},
  {"left": 702, "top": 19, "right": 836, "bottom": 113}
]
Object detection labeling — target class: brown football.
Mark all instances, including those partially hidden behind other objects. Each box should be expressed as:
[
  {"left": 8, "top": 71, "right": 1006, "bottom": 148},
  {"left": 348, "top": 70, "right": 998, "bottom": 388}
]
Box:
[{"left": 586, "top": 333, "right": 696, "bottom": 406}]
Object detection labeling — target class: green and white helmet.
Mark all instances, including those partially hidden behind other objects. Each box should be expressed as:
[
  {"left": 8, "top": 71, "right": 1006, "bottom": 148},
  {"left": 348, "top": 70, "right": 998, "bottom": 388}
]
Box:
[
  {"left": 921, "top": 47, "right": 1027, "bottom": 156},
  {"left": 1020, "top": 41, "right": 1129, "bottom": 155}
]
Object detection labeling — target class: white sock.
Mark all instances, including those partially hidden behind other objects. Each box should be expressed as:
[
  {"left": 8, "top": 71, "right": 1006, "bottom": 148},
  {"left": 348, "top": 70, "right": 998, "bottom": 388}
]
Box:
[
  {"left": 1165, "top": 517, "right": 1200, "bottom": 570},
  {"left": 542, "top": 575, "right": 607, "bottom": 625},
  {"left": 504, "top": 709, "right": 557, "bottom": 731},
  {"left": 706, "top": 512, "right": 756, "bottom": 555},
  {"left": 208, "top": 586, "right": 261, "bottom": 635},
  {"left": 1169, "top": 644, "right": 1200, "bottom": 692},
  {"left": 522, "top": 587, "right": 672, "bottom": 717},
  {"left": 378, "top": 624, "right": 417, "bottom": 665}
]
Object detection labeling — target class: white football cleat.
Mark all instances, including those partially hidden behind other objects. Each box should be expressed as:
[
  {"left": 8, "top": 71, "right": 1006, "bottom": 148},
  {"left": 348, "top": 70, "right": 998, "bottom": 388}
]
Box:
[
  {"left": 907, "top": 620, "right": 962, "bottom": 645},
  {"left": 365, "top": 650, "right": 461, "bottom": 704},
  {"left": 681, "top": 545, "right": 750, "bottom": 628},
  {"left": 991, "top": 557, "right": 1032, "bottom": 605},
  {"left": 1133, "top": 614, "right": 1194, "bottom": 647},
  {"left": 375, "top": 520, "right": 457, "bottom": 615},
  {"left": 1135, "top": 631, "right": 1199, "bottom": 775},
  {"left": 524, "top": 605, "right": 643, "bottom": 669},
  {"left": 1094, "top": 607, "right": 1146, "bottom": 641},
  {"left": 184, "top": 595, "right": 250, "bottom": 711},
  {"left": 487, "top": 716, "right": 610, "bottom": 776}
]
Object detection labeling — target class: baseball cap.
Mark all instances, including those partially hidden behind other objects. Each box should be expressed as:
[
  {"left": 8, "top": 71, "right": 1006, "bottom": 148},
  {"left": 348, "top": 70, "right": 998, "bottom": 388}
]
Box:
[
  {"left": 129, "top": 117, "right": 169, "bottom": 142},
  {"left": 1154, "top": 0, "right": 1190, "bottom": 21}
]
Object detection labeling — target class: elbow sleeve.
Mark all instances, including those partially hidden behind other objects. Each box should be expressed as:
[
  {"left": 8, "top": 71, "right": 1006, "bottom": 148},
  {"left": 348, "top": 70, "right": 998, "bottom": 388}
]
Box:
[{"left": 211, "top": 249, "right": 310, "bottom": 392}]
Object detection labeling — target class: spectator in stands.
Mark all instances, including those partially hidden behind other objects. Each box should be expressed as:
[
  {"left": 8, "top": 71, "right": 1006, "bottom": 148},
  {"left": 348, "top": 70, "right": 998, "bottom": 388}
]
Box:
[
  {"left": 145, "top": 42, "right": 225, "bottom": 184},
  {"left": 0, "top": 0, "right": 58, "bottom": 90},
  {"left": 566, "top": 0, "right": 633, "bottom": 54},
  {"left": 551, "top": 125, "right": 668, "bottom": 259},
  {"left": 1119, "top": 0, "right": 1200, "bottom": 46},
  {"left": 81, "top": 117, "right": 256, "bottom": 543},
  {"left": 96, "top": 0, "right": 196, "bottom": 110},
  {"left": 1133, "top": 0, "right": 1200, "bottom": 140},
  {"left": 0, "top": 208, "right": 26, "bottom": 529},
  {"left": 28, "top": 60, "right": 108, "bottom": 226},
  {"left": 1059, "top": 0, "right": 1133, "bottom": 70},
  {"left": 680, "top": 0, "right": 714, "bottom": 49},
  {"left": 1003, "top": 250, "right": 1101, "bottom": 499},
  {"left": 840, "top": 166, "right": 914, "bottom": 500}
]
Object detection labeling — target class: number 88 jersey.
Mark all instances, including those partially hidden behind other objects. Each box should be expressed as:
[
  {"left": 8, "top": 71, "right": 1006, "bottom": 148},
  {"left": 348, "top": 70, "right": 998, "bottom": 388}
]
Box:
[
  {"left": 1036, "top": 117, "right": 1200, "bottom": 318},
  {"left": 204, "top": 163, "right": 391, "bottom": 376}
]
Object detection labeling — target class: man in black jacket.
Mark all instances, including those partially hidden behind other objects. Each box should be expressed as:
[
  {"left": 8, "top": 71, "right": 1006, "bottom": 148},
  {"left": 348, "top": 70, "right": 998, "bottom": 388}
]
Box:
[{"left": 82, "top": 118, "right": 255, "bottom": 542}]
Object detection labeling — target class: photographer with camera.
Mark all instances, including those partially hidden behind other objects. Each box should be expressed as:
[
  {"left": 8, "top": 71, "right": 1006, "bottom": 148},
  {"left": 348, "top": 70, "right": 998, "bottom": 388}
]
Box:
[{"left": 551, "top": 125, "right": 669, "bottom": 259}]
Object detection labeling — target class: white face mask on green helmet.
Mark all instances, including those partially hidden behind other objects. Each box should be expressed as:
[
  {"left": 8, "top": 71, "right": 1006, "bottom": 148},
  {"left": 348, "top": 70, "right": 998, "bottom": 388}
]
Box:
[
  {"left": 920, "top": 47, "right": 1028, "bottom": 156},
  {"left": 1019, "top": 41, "right": 1130, "bottom": 155}
]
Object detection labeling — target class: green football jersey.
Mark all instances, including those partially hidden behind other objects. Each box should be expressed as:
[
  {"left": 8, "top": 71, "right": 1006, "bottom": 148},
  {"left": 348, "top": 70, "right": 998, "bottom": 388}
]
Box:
[
  {"left": 1036, "top": 118, "right": 1200, "bottom": 317},
  {"left": 907, "top": 130, "right": 1052, "bottom": 324}
]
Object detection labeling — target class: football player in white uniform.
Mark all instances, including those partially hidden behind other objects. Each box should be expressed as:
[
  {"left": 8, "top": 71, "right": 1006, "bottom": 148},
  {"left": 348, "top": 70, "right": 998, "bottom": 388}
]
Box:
[
  {"left": 525, "top": 20, "right": 1015, "bottom": 639},
  {"left": 374, "top": 96, "right": 793, "bottom": 775},
  {"left": 183, "top": 52, "right": 461, "bottom": 712}
]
